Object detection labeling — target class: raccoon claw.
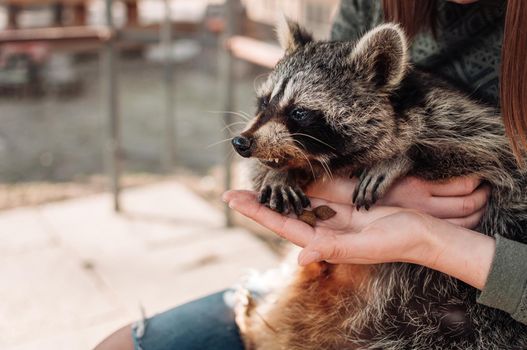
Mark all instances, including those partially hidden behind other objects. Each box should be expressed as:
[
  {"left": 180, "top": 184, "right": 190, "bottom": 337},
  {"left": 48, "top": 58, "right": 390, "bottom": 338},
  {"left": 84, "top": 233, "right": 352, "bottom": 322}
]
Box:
[
  {"left": 258, "top": 185, "right": 272, "bottom": 204},
  {"left": 353, "top": 170, "right": 387, "bottom": 210},
  {"left": 259, "top": 185, "right": 309, "bottom": 215}
]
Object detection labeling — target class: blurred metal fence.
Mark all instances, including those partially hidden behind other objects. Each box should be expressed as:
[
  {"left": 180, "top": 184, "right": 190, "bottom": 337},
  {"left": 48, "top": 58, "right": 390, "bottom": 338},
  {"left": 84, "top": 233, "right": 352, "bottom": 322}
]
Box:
[{"left": 1, "top": 0, "right": 177, "bottom": 212}]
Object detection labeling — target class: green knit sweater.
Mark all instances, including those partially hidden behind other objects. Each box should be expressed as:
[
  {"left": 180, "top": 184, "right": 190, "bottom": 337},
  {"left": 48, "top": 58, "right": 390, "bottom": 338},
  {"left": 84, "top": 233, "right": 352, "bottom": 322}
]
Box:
[{"left": 331, "top": 0, "right": 527, "bottom": 325}]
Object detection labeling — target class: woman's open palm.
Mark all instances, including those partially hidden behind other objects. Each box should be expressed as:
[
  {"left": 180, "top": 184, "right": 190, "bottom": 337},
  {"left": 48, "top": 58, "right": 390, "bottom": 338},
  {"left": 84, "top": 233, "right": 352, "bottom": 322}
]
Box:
[{"left": 222, "top": 190, "right": 434, "bottom": 266}]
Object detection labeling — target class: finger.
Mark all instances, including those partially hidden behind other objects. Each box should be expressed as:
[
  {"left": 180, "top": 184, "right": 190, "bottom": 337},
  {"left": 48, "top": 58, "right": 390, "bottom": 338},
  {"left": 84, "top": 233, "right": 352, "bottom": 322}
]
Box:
[
  {"left": 222, "top": 189, "right": 255, "bottom": 202},
  {"left": 297, "top": 233, "right": 344, "bottom": 265},
  {"left": 425, "top": 184, "right": 490, "bottom": 219},
  {"left": 225, "top": 191, "right": 314, "bottom": 246},
  {"left": 297, "top": 230, "right": 379, "bottom": 265},
  {"left": 306, "top": 177, "right": 358, "bottom": 204},
  {"left": 445, "top": 206, "right": 487, "bottom": 229},
  {"left": 428, "top": 176, "right": 481, "bottom": 197}
]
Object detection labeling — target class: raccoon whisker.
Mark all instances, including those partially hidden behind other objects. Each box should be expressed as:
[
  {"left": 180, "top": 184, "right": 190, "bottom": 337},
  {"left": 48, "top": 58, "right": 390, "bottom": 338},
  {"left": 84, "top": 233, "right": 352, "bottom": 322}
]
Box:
[
  {"left": 290, "top": 133, "right": 337, "bottom": 151},
  {"left": 293, "top": 136, "right": 332, "bottom": 180},
  {"left": 221, "top": 124, "right": 236, "bottom": 135},
  {"left": 207, "top": 110, "right": 251, "bottom": 121},
  {"left": 302, "top": 153, "right": 317, "bottom": 181},
  {"left": 229, "top": 111, "right": 251, "bottom": 121},
  {"left": 206, "top": 138, "right": 234, "bottom": 148},
  {"left": 319, "top": 157, "right": 334, "bottom": 181},
  {"left": 221, "top": 121, "right": 247, "bottom": 133},
  {"left": 220, "top": 149, "right": 237, "bottom": 165},
  {"left": 238, "top": 110, "right": 253, "bottom": 120},
  {"left": 319, "top": 160, "right": 331, "bottom": 180},
  {"left": 227, "top": 150, "right": 236, "bottom": 163},
  {"left": 325, "top": 158, "right": 335, "bottom": 179},
  {"left": 291, "top": 139, "right": 305, "bottom": 150},
  {"left": 292, "top": 139, "right": 317, "bottom": 181}
]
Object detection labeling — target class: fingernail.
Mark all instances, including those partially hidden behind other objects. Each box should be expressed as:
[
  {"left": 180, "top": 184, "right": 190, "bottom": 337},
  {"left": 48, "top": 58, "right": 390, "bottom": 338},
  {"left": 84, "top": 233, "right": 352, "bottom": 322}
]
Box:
[{"left": 298, "top": 250, "right": 321, "bottom": 266}]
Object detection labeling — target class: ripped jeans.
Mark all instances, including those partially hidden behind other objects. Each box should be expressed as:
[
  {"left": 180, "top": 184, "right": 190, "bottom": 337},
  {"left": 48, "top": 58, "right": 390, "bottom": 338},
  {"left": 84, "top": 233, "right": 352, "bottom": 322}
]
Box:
[{"left": 131, "top": 290, "right": 245, "bottom": 350}]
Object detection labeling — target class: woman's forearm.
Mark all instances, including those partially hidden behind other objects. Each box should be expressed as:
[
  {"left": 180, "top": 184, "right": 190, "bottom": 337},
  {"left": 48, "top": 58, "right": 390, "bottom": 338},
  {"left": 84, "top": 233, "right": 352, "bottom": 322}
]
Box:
[{"left": 419, "top": 217, "right": 496, "bottom": 290}]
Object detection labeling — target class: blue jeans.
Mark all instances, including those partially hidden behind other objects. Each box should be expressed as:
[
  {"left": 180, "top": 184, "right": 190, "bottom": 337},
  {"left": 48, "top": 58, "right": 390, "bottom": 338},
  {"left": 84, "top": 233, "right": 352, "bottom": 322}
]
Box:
[{"left": 131, "top": 290, "right": 245, "bottom": 350}]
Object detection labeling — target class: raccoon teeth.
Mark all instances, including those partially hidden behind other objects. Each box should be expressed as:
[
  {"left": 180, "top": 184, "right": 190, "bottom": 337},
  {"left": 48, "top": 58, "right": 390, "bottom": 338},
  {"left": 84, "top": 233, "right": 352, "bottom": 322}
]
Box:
[{"left": 274, "top": 158, "right": 279, "bottom": 163}]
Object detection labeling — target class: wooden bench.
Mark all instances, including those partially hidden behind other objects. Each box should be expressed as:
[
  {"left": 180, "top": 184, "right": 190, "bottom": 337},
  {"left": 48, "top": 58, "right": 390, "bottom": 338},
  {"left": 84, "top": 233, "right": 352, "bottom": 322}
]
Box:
[
  {"left": 0, "top": 26, "right": 112, "bottom": 44},
  {"left": 227, "top": 35, "right": 283, "bottom": 69}
]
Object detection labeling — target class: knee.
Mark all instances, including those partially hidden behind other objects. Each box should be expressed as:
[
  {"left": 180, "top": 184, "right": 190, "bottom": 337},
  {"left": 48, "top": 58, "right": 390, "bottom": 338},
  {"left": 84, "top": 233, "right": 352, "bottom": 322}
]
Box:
[{"left": 94, "top": 323, "right": 135, "bottom": 350}]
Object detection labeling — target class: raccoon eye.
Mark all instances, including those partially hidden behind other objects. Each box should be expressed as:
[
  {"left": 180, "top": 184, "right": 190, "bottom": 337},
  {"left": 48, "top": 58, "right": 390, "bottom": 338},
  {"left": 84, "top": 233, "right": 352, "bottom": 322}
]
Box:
[
  {"left": 289, "top": 108, "right": 310, "bottom": 122},
  {"left": 257, "top": 96, "right": 269, "bottom": 110}
]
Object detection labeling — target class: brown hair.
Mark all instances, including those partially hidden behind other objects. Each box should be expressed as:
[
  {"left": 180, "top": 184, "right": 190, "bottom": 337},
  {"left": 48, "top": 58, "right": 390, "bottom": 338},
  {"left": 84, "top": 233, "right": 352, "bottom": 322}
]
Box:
[
  {"left": 383, "top": 0, "right": 527, "bottom": 162},
  {"left": 382, "top": 0, "right": 437, "bottom": 38}
]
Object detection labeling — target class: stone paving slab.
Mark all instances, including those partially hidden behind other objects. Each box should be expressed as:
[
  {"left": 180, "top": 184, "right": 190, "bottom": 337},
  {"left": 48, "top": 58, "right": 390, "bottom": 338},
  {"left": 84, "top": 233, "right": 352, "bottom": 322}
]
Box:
[
  {"left": 1, "top": 181, "right": 280, "bottom": 350},
  {"left": 0, "top": 208, "right": 54, "bottom": 256},
  {"left": 0, "top": 247, "right": 121, "bottom": 348}
]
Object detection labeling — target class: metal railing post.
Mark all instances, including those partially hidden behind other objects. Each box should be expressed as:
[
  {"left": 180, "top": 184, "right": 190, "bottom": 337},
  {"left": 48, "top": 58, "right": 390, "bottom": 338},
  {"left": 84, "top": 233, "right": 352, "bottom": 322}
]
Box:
[
  {"left": 161, "top": 0, "right": 175, "bottom": 172},
  {"left": 102, "top": 0, "right": 121, "bottom": 212},
  {"left": 221, "top": 0, "right": 239, "bottom": 227}
]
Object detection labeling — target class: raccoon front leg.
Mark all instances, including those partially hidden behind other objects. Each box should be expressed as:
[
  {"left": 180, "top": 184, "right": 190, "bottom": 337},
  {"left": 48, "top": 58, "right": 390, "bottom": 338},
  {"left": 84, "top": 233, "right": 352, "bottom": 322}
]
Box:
[
  {"left": 353, "top": 155, "right": 412, "bottom": 210},
  {"left": 258, "top": 169, "right": 311, "bottom": 215}
]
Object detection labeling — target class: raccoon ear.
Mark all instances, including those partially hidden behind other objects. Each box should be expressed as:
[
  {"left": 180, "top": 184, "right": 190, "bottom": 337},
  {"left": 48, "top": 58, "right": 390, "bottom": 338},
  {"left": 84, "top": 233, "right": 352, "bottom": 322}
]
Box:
[
  {"left": 276, "top": 17, "right": 313, "bottom": 53},
  {"left": 349, "top": 23, "right": 409, "bottom": 90}
]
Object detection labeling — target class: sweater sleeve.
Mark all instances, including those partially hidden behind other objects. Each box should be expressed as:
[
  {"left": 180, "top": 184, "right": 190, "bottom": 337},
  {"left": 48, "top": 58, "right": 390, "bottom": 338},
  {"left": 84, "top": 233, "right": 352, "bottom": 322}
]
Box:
[{"left": 477, "top": 234, "right": 527, "bottom": 325}]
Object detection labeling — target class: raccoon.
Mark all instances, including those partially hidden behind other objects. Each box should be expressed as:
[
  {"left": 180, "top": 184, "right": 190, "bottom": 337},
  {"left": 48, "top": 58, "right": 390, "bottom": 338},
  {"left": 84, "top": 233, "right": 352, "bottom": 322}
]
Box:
[{"left": 231, "top": 20, "right": 527, "bottom": 350}]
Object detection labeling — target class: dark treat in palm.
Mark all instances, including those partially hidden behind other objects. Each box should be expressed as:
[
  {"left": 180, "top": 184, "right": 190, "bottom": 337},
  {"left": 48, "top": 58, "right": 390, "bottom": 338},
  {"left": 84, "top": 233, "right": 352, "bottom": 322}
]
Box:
[
  {"left": 313, "top": 205, "right": 336, "bottom": 220},
  {"left": 298, "top": 206, "right": 336, "bottom": 226},
  {"left": 298, "top": 210, "right": 317, "bottom": 226}
]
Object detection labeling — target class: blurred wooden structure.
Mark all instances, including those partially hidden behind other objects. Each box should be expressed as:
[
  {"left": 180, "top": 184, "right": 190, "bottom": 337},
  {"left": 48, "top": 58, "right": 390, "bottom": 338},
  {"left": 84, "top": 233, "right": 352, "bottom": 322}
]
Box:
[
  {"left": 5, "top": 0, "right": 139, "bottom": 28},
  {"left": 0, "top": 0, "right": 177, "bottom": 212},
  {"left": 242, "top": 0, "right": 338, "bottom": 39},
  {"left": 0, "top": 26, "right": 112, "bottom": 44},
  {"left": 227, "top": 35, "right": 282, "bottom": 69}
]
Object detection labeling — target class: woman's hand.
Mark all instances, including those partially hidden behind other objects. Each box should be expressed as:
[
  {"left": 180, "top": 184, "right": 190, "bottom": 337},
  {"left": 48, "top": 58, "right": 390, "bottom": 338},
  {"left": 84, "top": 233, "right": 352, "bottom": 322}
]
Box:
[
  {"left": 306, "top": 176, "right": 490, "bottom": 229},
  {"left": 223, "top": 190, "right": 432, "bottom": 265},
  {"left": 223, "top": 189, "right": 495, "bottom": 290}
]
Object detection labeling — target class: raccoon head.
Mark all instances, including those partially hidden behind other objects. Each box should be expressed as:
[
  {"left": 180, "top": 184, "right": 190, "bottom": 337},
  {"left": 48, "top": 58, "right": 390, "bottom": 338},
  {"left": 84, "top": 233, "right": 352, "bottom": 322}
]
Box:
[{"left": 232, "top": 20, "right": 409, "bottom": 171}]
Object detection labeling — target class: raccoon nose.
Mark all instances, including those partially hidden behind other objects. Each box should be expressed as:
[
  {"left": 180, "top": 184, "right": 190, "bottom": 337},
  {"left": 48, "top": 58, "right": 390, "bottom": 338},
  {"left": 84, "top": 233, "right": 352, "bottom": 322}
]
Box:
[{"left": 232, "top": 136, "right": 252, "bottom": 157}]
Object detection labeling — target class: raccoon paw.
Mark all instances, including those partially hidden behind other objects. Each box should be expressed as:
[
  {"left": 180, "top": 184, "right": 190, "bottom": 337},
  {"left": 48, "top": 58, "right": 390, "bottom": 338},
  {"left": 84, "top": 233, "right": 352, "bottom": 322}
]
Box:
[
  {"left": 258, "top": 185, "right": 310, "bottom": 215},
  {"left": 353, "top": 169, "right": 389, "bottom": 210}
]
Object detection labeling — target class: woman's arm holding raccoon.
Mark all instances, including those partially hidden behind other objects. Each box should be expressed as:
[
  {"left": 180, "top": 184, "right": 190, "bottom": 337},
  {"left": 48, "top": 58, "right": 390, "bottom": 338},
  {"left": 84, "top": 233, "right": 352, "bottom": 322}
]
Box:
[
  {"left": 307, "top": 175, "right": 490, "bottom": 223},
  {"left": 223, "top": 189, "right": 494, "bottom": 291},
  {"left": 297, "top": 210, "right": 496, "bottom": 291}
]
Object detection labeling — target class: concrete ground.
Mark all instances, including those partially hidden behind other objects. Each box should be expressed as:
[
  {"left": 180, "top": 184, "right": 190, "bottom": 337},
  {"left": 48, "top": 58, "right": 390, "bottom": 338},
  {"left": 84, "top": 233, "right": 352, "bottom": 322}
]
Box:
[{"left": 0, "top": 180, "right": 279, "bottom": 350}]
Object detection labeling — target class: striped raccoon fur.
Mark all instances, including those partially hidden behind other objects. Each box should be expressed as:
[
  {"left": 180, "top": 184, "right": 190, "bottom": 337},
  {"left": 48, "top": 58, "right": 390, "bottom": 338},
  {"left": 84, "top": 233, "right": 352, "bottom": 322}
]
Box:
[{"left": 231, "top": 20, "right": 527, "bottom": 350}]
